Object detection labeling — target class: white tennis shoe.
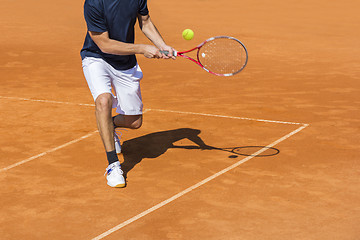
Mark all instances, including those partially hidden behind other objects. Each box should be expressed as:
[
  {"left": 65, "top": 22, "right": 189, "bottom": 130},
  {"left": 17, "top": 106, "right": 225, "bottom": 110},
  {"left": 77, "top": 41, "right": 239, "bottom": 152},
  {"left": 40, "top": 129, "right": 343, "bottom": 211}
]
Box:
[
  {"left": 114, "top": 130, "right": 121, "bottom": 154},
  {"left": 104, "top": 161, "right": 126, "bottom": 188}
]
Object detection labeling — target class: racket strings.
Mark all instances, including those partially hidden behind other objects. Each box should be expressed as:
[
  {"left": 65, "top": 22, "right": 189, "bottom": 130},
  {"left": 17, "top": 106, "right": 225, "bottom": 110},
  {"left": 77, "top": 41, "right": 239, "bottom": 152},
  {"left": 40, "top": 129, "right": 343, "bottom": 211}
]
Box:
[{"left": 198, "top": 38, "right": 247, "bottom": 75}]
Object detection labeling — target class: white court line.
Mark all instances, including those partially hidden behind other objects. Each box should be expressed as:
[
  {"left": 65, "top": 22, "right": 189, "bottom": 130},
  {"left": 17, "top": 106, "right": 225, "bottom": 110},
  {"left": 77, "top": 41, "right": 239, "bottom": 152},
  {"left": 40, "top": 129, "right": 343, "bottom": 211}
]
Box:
[
  {"left": 0, "top": 130, "right": 99, "bottom": 173},
  {"left": 91, "top": 123, "right": 309, "bottom": 240},
  {"left": 148, "top": 108, "right": 305, "bottom": 125},
  {"left": 0, "top": 95, "right": 310, "bottom": 238},
  {"left": 0, "top": 96, "right": 308, "bottom": 172},
  {"left": 0, "top": 95, "right": 303, "bottom": 126},
  {"left": 0, "top": 109, "right": 151, "bottom": 172},
  {"left": 0, "top": 95, "right": 95, "bottom": 107}
]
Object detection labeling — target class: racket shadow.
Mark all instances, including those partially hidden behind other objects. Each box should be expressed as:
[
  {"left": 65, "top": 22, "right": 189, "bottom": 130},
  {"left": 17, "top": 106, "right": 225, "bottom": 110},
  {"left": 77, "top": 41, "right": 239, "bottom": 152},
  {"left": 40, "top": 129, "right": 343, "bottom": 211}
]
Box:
[
  {"left": 121, "top": 128, "right": 280, "bottom": 180},
  {"left": 121, "top": 128, "right": 211, "bottom": 178},
  {"left": 172, "top": 145, "right": 280, "bottom": 158}
]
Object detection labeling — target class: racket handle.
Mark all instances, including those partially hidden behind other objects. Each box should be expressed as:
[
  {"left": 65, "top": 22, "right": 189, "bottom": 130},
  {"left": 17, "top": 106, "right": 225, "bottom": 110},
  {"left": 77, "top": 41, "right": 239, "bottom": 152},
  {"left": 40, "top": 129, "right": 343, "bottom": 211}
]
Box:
[{"left": 160, "top": 50, "right": 178, "bottom": 57}]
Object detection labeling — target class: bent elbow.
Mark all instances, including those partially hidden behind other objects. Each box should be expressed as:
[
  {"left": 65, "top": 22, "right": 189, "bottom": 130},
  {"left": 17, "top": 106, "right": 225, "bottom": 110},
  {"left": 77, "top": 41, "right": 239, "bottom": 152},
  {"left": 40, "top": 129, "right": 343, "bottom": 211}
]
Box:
[
  {"left": 98, "top": 45, "right": 111, "bottom": 54},
  {"left": 88, "top": 31, "right": 112, "bottom": 54}
]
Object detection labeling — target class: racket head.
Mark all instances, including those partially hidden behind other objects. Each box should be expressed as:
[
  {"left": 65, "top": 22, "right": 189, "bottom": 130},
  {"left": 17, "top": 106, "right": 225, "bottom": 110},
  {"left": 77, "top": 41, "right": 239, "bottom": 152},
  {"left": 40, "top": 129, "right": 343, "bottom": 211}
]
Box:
[
  {"left": 231, "top": 146, "right": 280, "bottom": 157},
  {"left": 195, "top": 36, "right": 248, "bottom": 76}
]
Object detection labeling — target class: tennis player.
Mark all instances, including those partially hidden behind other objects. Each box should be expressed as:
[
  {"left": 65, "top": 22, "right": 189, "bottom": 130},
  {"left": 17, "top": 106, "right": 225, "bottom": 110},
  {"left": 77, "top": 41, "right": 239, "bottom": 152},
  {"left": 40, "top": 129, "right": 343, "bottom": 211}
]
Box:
[{"left": 81, "top": 0, "right": 175, "bottom": 188}]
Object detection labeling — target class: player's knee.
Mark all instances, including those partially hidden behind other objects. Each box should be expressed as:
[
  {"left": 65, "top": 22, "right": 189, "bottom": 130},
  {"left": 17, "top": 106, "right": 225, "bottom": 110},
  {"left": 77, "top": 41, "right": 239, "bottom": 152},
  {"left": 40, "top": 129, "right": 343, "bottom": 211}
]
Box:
[
  {"left": 95, "top": 94, "right": 112, "bottom": 112},
  {"left": 131, "top": 121, "right": 142, "bottom": 129},
  {"left": 129, "top": 116, "right": 142, "bottom": 129}
]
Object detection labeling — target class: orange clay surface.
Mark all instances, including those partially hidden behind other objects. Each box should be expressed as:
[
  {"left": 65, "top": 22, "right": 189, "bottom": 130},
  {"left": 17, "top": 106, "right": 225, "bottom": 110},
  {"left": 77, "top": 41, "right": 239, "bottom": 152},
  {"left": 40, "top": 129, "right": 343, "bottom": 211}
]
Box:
[{"left": 0, "top": 0, "right": 359, "bottom": 239}]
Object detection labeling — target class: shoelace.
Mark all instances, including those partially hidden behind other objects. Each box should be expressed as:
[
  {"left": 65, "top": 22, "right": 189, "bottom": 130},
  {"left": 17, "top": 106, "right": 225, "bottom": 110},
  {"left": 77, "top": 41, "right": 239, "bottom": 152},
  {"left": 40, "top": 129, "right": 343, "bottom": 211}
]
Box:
[{"left": 104, "top": 164, "right": 124, "bottom": 176}]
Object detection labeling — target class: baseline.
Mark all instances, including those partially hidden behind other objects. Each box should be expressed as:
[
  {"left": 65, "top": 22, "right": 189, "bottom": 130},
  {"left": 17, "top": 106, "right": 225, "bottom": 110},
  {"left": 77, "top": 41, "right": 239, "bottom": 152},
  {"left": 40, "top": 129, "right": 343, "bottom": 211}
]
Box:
[
  {"left": 0, "top": 96, "right": 304, "bottom": 125},
  {"left": 0, "top": 95, "right": 95, "bottom": 107},
  {"left": 147, "top": 108, "right": 305, "bottom": 126}
]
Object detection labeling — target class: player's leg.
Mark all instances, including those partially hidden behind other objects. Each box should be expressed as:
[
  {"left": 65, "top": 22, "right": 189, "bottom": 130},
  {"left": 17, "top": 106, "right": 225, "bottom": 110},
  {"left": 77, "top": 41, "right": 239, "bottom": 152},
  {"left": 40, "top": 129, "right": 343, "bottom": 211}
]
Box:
[
  {"left": 112, "top": 114, "right": 142, "bottom": 154},
  {"left": 82, "top": 57, "right": 117, "bottom": 154},
  {"left": 113, "top": 114, "right": 143, "bottom": 129},
  {"left": 82, "top": 57, "right": 125, "bottom": 188},
  {"left": 95, "top": 93, "right": 116, "bottom": 152},
  {"left": 111, "top": 63, "right": 144, "bottom": 151}
]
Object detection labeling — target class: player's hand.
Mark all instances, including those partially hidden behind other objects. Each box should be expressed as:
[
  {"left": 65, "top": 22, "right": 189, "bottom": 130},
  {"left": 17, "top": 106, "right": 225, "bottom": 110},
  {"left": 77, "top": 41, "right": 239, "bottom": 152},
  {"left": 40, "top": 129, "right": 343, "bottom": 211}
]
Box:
[
  {"left": 143, "top": 45, "right": 162, "bottom": 59},
  {"left": 159, "top": 45, "right": 176, "bottom": 60}
]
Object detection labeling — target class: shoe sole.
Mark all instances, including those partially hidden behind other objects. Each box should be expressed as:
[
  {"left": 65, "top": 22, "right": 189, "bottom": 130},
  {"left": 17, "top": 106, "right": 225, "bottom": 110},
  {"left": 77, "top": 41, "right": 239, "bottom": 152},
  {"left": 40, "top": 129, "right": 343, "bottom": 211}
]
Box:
[
  {"left": 108, "top": 182, "right": 126, "bottom": 188},
  {"left": 114, "top": 183, "right": 126, "bottom": 188}
]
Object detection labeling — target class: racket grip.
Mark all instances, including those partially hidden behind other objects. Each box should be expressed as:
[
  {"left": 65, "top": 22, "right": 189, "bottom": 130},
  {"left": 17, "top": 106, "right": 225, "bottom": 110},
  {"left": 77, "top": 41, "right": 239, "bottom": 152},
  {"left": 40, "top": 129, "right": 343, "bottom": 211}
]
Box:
[{"left": 160, "top": 50, "right": 177, "bottom": 57}]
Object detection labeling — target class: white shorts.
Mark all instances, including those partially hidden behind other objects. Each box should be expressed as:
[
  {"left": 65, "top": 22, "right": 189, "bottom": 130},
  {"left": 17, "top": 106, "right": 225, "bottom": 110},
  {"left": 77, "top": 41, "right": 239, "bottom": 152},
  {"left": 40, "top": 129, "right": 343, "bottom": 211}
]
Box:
[{"left": 82, "top": 57, "right": 143, "bottom": 115}]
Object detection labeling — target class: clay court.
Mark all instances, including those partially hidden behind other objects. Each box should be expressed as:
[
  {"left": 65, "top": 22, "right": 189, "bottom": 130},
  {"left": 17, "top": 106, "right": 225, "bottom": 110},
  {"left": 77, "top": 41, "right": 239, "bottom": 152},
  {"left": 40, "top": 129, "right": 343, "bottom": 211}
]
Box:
[{"left": 0, "top": 0, "right": 359, "bottom": 239}]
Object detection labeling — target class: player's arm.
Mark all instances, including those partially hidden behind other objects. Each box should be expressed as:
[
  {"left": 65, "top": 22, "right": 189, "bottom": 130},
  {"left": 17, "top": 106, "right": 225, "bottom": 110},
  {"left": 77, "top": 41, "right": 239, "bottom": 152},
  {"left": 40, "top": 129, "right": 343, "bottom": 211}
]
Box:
[
  {"left": 187, "top": 135, "right": 213, "bottom": 150},
  {"left": 89, "top": 31, "right": 161, "bottom": 58},
  {"left": 138, "top": 14, "right": 175, "bottom": 59}
]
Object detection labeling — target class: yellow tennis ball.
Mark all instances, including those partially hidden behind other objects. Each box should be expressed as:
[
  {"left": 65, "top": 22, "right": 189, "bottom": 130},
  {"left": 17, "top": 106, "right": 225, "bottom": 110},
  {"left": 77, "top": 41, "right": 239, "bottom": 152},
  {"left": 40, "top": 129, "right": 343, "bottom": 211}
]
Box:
[{"left": 182, "top": 29, "right": 194, "bottom": 40}]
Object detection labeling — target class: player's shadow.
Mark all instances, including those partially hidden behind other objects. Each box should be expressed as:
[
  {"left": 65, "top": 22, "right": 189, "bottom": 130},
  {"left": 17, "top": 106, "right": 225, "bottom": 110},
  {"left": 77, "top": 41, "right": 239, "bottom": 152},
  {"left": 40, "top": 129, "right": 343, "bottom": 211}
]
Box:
[{"left": 121, "top": 128, "right": 211, "bottom": 178}]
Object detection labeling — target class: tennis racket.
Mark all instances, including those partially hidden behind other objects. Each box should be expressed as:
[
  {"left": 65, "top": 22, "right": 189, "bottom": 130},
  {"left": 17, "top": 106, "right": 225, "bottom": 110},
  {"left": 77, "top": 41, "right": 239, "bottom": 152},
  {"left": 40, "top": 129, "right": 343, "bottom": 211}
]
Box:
[{"left": 161, "top": 36, "right": 248, "bottom": 76}]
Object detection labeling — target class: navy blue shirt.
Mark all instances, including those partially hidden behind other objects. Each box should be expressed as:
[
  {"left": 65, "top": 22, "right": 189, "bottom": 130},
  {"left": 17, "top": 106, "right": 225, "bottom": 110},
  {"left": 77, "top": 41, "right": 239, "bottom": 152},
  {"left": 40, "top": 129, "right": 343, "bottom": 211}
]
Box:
[{"left": 81, "top": 0, "right": 149, "bottom": 70}]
